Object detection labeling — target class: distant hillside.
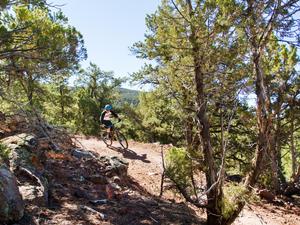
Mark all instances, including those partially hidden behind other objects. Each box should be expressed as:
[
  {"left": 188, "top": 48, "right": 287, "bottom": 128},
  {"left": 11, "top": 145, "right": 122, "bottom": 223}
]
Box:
[{"left": 118, "top": 87, "right": 140, "bottom": 106}]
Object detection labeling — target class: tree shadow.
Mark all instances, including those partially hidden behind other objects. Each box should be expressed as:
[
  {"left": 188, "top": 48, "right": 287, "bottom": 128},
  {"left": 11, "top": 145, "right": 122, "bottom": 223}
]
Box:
[
  {"left": 107, "top": 145, "right": 151, "bottom": 163},
  {"left": 39, "top": 175, "right": 205, "bottom": 225}
]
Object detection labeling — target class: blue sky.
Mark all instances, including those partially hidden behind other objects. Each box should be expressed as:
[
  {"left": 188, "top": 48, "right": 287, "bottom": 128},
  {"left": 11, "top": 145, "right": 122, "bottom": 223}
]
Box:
[{"left": 50, "top": 0, "right": 160, "bottom": 89}]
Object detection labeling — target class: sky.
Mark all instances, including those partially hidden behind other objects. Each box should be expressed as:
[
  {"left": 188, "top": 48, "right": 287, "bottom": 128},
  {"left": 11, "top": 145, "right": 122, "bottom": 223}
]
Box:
[{"left": 50, "top": 0, "right": 160, "bottom": 89}]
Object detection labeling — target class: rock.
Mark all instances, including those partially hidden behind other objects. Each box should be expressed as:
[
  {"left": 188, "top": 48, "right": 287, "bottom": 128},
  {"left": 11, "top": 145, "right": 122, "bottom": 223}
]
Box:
[
  {"left": 17, "top": 167, "right": 49, "bottom": 206},
  {"left": 105, "top": 183, "right": 122, "bottom": 200},
  {"left": 37, "top": 138, "right": 51, "bottom": 150},
  {"left": 49, "top": 142, "right": 61, "bottom": 152},
  {"left": 258, "top": 189, "right": 276, "bottom": 202},
  {"left": 71, "top": 148, "right": 94, "bottom": 159},
  {"left": 2, "top": 134, "right": 48, "bottom": 207},
  {"left": 85, "top": 174, "right": 108, "bottom": 185},
  {"left": 106, "top": 183, "right": 115, "bottom": 199},
  {"left": 110, "top": 182, "right": 121, "bottom": 190},
  {"left": 7, "top": 115, "right": 26, "bottom": 130},
  {"left": 19, "top": 185, "right": 47, "bottom": 206},
  {"left": 9, "top": 147, "right": 32, "bottom": 171},
  {"left": 80, "top": 205, "right": 106, "bottom": 220},
  {"left": 0, "top": 165, "right": 24, "bottom": 223},
  {"left": 2, "top": 133, "right": 37, "bottom": 150},
  {"left": 1, "top": 133, "right": 39, "bottom": 172},
  {"left": 90, "top": 199, "right": 108, "bottom": 205},
  {"left": 105, "top": 157, "right": 128, "bottom": 177},
  {"left": 112, "top": 176, "right": 121, "bottom": 184},
  {"left": 73, "top": 188, "right": 92, "bottom": 199}
]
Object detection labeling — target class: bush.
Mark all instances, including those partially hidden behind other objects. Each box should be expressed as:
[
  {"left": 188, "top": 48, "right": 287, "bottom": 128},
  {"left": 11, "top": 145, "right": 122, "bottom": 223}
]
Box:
[
  {"left": 221, "top": 183, "right": 249, "bottom": 219},
  {"left": 165, "top": 147, "right": 192, "bottom": 189}
]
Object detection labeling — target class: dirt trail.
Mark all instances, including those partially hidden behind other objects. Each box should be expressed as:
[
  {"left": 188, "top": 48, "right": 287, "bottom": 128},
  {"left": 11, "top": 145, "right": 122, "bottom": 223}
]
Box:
[
  {"left": 76, "top": 137, "right": 164, "bottom": 196},
  {"left": 77, "top": 136, "right": 300, "bottom": 225}
]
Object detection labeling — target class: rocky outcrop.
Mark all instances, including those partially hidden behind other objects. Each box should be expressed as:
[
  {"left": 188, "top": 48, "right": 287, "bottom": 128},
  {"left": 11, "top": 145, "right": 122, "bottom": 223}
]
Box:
[
  {"left": 0, "top": 165, "right": 24, "bottom": 223},
  {"left": 1, "top": 133, "right": 48, "bottom": 206},
  {"left": 1, "top": 133, "right": 37, "bottom": 171},
  {"left": 100, "top": 156, "right": 128, "bottom": 178}
]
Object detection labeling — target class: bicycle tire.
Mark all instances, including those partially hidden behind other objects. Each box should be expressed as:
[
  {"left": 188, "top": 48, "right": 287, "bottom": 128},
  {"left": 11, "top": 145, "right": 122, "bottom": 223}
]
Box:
[
  {"left": 115, "top": 130, "right": 128, "bottom": 149},
  {"left": 101, "top": 131, "right": 112, "bottom": 146}
]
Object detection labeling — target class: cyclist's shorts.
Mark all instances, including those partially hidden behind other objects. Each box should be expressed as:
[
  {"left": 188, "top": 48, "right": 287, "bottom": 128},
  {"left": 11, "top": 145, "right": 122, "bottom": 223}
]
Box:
[{"left": 102, "top": 120, "right": 113, "bottom": 128}]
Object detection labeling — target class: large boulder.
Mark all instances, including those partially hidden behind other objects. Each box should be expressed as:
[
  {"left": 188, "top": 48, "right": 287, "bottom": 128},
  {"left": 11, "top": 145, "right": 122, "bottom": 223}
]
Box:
[
  {"left": 0, "top": 165, "right": 24, "bottom": 223},
  {"left": 1, "top": 133, "right": 37, "bottom": 171},
  {"left": 1, "top": 133, "right": 48, "bottom": 206},
  {"left": 17, "top": 167, "right": 49, "bottom": 206}
]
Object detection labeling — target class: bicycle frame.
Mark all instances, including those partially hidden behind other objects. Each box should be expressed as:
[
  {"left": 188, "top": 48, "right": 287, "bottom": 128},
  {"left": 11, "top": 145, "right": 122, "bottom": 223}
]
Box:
[{"left": 100, "top": 123, "right": 128, "bottom": 149}]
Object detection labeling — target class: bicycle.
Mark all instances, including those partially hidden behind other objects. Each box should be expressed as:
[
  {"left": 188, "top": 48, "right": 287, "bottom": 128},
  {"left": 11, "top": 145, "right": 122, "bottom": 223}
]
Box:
[{"left": 100, "top": 123, "right": 128, "bottom": 149}]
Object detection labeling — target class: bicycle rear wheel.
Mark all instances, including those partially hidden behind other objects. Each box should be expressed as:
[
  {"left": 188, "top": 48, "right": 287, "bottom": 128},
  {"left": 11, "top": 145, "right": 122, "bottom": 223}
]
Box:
[
  {"left": 116, "top": 130, "right": 128, "bottom": 149},
  {"left": 101, "top": 131, "right": 112, "bottom": 146}
]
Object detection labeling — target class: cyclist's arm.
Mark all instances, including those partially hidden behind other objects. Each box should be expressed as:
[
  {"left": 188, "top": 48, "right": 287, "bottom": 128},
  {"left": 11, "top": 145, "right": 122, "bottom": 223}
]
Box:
[
  {"left": 111, "top": 110, "right": 121, "bottom": 122},
  {"left": 100, "top": 111, "right": 106, "bottom": 123},
  {"left": 111, "top": 110, "right": 119, "bottom": 119}
]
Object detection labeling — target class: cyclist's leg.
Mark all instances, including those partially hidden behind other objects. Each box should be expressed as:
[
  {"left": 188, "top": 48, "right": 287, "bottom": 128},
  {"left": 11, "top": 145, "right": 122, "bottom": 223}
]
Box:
[
  {"left": 102, "top": 121, "right": 113, "bottom": 138},
  {"left": 109, "top": 124, "right": 115, "bottom": 139}
]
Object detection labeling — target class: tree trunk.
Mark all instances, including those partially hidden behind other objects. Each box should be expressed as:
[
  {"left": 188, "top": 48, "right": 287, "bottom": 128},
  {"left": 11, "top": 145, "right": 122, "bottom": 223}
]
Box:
[
  {"left": 290, "top": 105, "right": 297, "bottom": 178},
  {"left": 194, "top": 65, "right": 222, "bottom": 225},
  {"left": 27, "top": 72, "right": 34, "bottom": 106},
  {"left": 190, "top": 24, "right": 222, "bottom": 225},
  {"left": 269, "top": 136, "right": 280, "bottom": 192},
  {"left": 245, "top": 48, "right": 271, "bottom": 187},
  {"left": 59, "top": 85, "right": 65, "bottom": 122},
  {"left": 185, "top": 120, "right": 194, "bottom": 149},
  {"left": 270, "top": 108, "right": 287, "bottom": 193}
]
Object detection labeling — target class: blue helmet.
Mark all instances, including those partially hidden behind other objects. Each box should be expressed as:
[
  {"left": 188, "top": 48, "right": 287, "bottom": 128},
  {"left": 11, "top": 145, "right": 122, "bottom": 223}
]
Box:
[{"left": 104, "top": 104, "right": 112, "bottom": 110}]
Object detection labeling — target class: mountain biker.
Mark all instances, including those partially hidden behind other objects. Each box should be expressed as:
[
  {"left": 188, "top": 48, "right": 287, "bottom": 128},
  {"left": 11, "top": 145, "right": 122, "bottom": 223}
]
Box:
[{"left": 100, "top": 104, "right": 121, "bottom": 139}]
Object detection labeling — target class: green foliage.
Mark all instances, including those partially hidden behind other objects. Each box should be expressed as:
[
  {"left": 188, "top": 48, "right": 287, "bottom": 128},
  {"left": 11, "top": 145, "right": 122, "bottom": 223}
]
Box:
[
  {"left": 116, "top": 88, "right": 140, "bottom": 106},
  {"left": 43, "top": 81, "right": 76, "bottom": 128},
  {"left": 0, "top": 143, "right": 10, "bottom": 162},
  {"left": 221, "top": 183, "right": 248, "bottom": 219},
  {"left": 74, "top": 89, "right": 100, "bottom": 134},
  {"left": 0, "top": 3, "right": 86, "bottom": 113},
  {"left": 73, "top": 63, "right": 123, "bottom": 135},
  {"left": 115, "top": 87, "right": 185, "bottom": 144},
  {"left": 134, "top": 90, "right": 183, "bottom": 144},
  {"left": 131, "top": 0, "right": 300, "bottom": 194},
  {"left": 165, "top": 147, "right": 192, "bottom": 190}
]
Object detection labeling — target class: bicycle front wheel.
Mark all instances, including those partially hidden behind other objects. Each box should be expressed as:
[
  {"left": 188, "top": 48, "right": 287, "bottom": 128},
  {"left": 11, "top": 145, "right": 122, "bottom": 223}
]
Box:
[
  {"left": 101, "top": 131, "right": 112, "bottom": 147},
  {"left": 116, "top": 131, "right": 128, "bottom": 149}
]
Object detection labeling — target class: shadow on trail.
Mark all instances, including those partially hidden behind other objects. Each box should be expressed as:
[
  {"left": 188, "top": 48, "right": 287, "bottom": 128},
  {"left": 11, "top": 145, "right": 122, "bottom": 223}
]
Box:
[
  {"left": 31, "top": 155, "right": 205, "bottom": 225},
  {"left": 107, "top": 145, "right": 151, "bottom": 163}
]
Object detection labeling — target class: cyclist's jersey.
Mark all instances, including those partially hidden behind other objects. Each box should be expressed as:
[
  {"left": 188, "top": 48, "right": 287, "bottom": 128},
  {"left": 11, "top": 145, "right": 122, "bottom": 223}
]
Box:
[{"left": 100, "top": 110, "right": 118, "bottom": 123}]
